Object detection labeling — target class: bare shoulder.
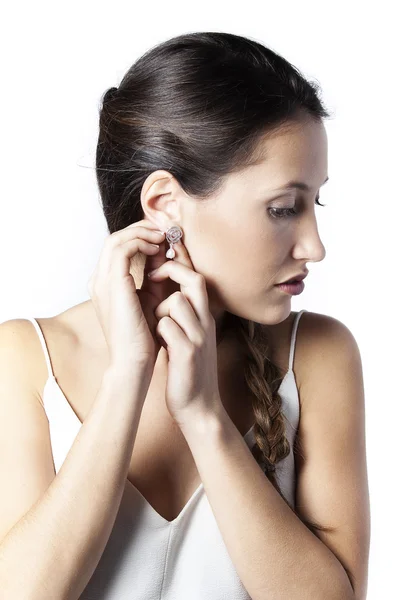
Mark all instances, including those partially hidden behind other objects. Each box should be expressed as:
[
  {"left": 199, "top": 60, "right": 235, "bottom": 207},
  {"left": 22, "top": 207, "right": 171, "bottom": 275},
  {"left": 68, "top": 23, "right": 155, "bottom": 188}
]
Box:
[
  {"left": 0, "top": 319, "right": 52, "bottom": 421},
  {"left": 0, "top": 304, "right": 86, "bottom": 397},
  {"left": 0, "top": 319, "right": 39, "bottom": 373},
  {"left": 296, "top": 309, "right": 357, "bottom": 341},
  {"left": 0, "top": 318, "right": 48, "bottom": 379},
  {"left": 263, "top": 310, "right": 360, "bottom": 398},
  {"left": 0, "top": 317, "right": 67, "bottom": 399},
  {"left": 293, "top": 310, "right": 362, "bottom": 402},
  {"left": 294, "top": 310, "right": 360, "bottom": 360}
]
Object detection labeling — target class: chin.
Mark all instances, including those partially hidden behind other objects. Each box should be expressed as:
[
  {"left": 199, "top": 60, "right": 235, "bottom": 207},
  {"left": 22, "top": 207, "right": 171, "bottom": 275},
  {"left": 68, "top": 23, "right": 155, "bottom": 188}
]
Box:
[
  {"left": 256, "top": 308, "right": 292, "bottom": 326},
  {"left": 223, "top": 300, "right": 292, "bottom": 327}
]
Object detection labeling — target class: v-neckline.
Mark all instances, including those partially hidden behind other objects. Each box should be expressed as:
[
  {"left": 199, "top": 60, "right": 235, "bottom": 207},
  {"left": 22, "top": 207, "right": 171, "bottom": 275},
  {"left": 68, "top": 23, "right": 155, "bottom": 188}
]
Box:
[{"left": 45, "top": 371, "right": 291, "bottom": 526}]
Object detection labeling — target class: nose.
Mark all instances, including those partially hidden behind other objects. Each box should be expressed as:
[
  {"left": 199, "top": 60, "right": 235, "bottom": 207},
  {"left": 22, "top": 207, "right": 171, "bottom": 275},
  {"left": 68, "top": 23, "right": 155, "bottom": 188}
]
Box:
[{"left": 293, "top": 217, "right": 326, "bottom": 264}]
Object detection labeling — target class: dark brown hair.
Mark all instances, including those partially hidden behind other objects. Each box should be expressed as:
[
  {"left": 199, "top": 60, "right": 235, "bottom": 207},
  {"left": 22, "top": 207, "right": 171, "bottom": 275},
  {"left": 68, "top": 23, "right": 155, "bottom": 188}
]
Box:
[{"left": 95, "top": 31, "right": 334, "bottom": 534}]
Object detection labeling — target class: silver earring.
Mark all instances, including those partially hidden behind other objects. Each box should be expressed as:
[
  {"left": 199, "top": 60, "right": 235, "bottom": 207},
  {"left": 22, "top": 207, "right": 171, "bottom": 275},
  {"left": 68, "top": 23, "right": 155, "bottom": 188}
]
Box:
[{"left": 165, "top": 225, "right": 183, "bottom": 259}]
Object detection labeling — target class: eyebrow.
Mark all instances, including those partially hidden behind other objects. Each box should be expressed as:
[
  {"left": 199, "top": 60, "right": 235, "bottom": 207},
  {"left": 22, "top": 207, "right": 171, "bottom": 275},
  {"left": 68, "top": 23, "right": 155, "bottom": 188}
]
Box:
[{"left": 273, "top": 176, "right": 329, "bottom": 192}]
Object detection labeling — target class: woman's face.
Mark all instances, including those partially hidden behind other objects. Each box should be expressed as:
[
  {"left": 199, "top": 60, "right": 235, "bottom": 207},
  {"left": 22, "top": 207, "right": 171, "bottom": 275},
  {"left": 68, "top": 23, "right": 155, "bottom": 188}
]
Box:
[{"left": 143, "top": 117, "right": 328, "bottom": 328}]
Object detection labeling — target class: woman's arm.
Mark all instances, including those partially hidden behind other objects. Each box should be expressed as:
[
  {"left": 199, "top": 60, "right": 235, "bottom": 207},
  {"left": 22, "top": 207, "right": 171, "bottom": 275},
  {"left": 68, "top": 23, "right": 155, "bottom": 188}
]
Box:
[{"left": 0, "top": 345, "right": 151, "bottom": 600}]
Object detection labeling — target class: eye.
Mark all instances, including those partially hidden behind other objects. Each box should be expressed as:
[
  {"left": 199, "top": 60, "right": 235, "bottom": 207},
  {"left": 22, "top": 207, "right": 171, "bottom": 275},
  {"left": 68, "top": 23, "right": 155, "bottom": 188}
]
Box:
[
  {"left": 268, "top": 207, "right": 298, "bottom": 219},
  {"left": 268, "top": 196, "right": 326, "bottom": 219}
]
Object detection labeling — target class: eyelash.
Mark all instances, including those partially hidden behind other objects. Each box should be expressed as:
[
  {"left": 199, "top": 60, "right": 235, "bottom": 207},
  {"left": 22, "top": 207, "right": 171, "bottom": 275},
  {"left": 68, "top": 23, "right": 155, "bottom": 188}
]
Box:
[{"left": 268, "top": 197, "right": 326, "bottom": 219}]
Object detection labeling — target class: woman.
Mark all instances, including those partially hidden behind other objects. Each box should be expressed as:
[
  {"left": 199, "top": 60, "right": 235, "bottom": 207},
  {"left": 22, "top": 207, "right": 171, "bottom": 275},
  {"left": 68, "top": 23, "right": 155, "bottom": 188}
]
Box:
[{"left": 0, "top": 32, "right": 369, "bottom": 599}]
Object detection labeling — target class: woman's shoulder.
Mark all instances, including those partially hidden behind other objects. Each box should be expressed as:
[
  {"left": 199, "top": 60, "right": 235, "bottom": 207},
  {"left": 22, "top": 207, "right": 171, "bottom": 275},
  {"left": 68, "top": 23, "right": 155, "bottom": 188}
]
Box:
[
  {"left": 287, "top": 310, "right": 359, "bottom": 393},
  {"left": 293, "top": 310, "right": 357, "bottom": 349},
  {"left": 263, "top": 310, "right": 356, "bottom": 392}
]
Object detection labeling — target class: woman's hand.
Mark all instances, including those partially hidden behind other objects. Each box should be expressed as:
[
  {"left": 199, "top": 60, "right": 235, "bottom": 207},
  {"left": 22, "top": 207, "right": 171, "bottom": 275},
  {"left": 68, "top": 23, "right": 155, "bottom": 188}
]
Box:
[
  {"left": 87, "top": 219, "right": 167, "bottom": 371},
  {"left": 147, "top": 239, "right": 224, "bottom": 428}
]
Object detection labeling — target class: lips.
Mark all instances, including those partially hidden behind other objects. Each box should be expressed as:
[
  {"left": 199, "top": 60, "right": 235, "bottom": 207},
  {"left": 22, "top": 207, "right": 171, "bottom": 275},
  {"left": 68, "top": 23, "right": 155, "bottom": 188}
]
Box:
[
  {"left": 284, "top": 277, "right": 305, "bottom": 283},
  {"left": 278, "top": 273, "right": 308, "bottom": 285}
]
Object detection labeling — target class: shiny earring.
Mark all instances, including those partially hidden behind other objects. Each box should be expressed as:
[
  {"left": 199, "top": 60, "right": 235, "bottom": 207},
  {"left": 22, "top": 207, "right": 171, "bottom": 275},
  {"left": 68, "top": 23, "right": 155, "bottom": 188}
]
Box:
[{"left": 165, "top": 225, "right": 183, "bottom": 259}]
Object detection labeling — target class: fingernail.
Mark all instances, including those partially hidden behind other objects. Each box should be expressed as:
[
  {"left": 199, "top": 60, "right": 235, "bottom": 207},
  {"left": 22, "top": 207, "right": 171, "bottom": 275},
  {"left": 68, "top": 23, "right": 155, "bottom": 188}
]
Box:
[{"left": 148, "top": 269, "right": 158, "bottom": 278}]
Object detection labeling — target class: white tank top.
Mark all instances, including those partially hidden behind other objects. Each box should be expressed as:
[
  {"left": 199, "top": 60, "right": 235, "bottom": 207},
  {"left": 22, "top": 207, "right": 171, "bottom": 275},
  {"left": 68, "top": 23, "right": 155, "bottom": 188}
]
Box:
[{"left": 25, "top": 309, "right": 306, "bottom": 599}]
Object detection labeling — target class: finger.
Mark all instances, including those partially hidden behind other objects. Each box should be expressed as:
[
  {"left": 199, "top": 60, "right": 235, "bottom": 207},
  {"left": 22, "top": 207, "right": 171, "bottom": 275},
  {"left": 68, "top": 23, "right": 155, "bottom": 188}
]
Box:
[
  {"left": 143, "top": 236, "right": 168, "bottom": 277},
  {"left": 140, "top": 237, "right": 170, "bottom": 305},
  {"left": 148, "top": 261, "right": 210, "bottom": 328},
  {"left": 142, "top": 235, "right": 191, "bottom": 298},
  {"left": 166, "top": 237, "right": 194, "bottom": 270},
  {"left": 154, "top": 291, "right": 204, "bottom": 345},
  {"left": 156, "top": 316, "right": 190, "bottom": 353},
  {"left": 111, "top": 238, "right": 161, "bottom": 280},
  {"left": 109, "top": 225, "right": 165, "bottom": 247}
]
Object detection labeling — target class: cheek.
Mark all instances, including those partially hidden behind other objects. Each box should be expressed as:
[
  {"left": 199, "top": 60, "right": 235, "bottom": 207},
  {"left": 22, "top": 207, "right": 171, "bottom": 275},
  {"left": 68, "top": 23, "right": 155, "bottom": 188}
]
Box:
[
  {"left": 189, "top": 217, "right": 276, "bottom": 288},
  {"left": 188, "top": 232, "right": 240, "bottom": 291},
  {"left": 239, "top": 232, "right": 285, "bottom": 288}
]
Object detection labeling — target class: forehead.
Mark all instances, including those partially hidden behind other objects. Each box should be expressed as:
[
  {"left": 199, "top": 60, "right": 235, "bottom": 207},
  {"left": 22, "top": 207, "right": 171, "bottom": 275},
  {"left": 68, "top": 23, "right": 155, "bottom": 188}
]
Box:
[{"left": 250, "top": 118, "right": 328, "bottom": 188}]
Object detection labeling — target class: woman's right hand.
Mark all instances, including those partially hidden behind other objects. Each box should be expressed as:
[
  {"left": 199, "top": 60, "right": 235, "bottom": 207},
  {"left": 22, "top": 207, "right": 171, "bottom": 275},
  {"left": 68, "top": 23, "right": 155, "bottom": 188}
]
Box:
[{"left": 87, "top": 219, "right": 167, "bottom": 371}]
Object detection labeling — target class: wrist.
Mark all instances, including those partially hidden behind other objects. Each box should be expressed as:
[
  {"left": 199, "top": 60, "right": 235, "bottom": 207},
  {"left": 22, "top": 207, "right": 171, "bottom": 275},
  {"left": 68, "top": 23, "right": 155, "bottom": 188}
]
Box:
[
  {"left": 179, "top": 403, "right": 228, "bottom": 442},
  {"left": 107, "top": 355, "right": 153, "bottom": 375},
  {"left": 104, "top": 361, "right": 153, "bottom": 392}
]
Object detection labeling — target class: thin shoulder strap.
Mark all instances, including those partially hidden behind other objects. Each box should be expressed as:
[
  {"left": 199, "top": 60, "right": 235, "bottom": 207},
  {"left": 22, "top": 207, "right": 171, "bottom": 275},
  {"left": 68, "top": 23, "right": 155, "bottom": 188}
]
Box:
[
  {"left": 25, "top": 317, "right": 55, "bottom": 380},
  {"left": 288, "top": 310, "right": 307, "bottom": 372}
]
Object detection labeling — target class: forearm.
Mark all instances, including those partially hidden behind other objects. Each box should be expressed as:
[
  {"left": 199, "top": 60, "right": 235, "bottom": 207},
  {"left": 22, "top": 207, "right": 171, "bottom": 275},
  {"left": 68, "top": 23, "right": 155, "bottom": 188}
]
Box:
[
  {"left": 180, "top": 408, "right": 354, "bottom": 600},
  {"left": 0, "top": 363, "right": 151, "bottom": 600}
]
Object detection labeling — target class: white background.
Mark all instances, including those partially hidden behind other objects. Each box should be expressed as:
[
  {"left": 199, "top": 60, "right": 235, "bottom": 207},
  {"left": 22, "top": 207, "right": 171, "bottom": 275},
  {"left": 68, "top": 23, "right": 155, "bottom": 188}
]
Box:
[{"left": 1, "top": 1, "right": 398, "bottom": 597}]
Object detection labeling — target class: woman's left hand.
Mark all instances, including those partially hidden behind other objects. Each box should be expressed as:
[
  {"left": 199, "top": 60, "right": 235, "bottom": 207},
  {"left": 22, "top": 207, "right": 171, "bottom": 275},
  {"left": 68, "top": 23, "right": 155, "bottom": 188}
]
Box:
[{"left": 147, "top": 239, "right": 224, "bottom": 429}]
